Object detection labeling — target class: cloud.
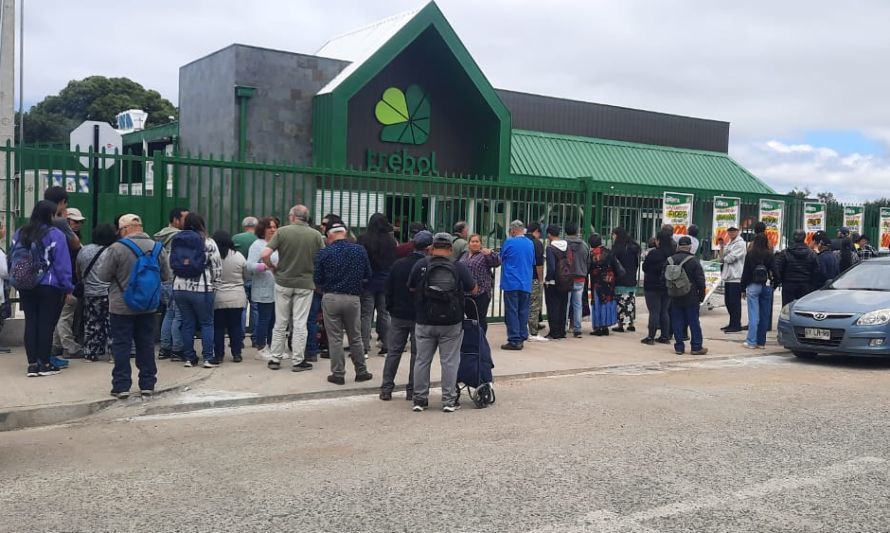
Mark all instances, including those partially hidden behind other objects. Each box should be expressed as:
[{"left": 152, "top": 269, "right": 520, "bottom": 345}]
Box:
[{"left": 731, "top": 140, "right": 890, "bottom": 201}]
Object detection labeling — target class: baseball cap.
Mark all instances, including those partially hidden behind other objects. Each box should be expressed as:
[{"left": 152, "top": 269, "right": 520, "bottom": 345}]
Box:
[
  {"left": 117, "top": 214, "right": 142, "bottom": 229},
  {"left": 838, "top": 226, "right": 850, "bottom": 236},
  {"left": 412, "top": 230, "right": 433, "bottom": 248},
  {"left": 325, "top": 221, "right": 347, "bottom": 236},
  {"left": 678, "top": 236, "right": 692, "bottom": 247},
  {"left": 727, "top": 225, "right": 739, "bottom": 231},
  {"left": 66, "top": 208, "right": 86, "bottom": 222},
  {"left": 433, "top": 232, "right": 454, "bottom": 246}
]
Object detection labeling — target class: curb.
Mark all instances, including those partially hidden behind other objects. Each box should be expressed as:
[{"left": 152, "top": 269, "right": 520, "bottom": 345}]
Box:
[
  {"left": 0, "top": 372, "right": 211, "bottom": 432},
  {"left": 141, "top": 350, "right": 790, "bottom": 417}
]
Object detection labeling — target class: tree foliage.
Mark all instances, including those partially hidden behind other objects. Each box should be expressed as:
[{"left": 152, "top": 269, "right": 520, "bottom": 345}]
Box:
[{"left": 18, "top": 76, "right": 177, "bottom": 144}]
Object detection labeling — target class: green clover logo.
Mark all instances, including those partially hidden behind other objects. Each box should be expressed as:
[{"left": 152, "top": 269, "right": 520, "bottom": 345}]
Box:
[{"left": 374, "top": 84, "right": 430, "bottom": 145}]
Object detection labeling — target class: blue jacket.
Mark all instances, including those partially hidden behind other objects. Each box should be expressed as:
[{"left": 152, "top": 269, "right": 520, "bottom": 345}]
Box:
[
  {"left": 500, "top": 235, "right": 534, "bottom": 293},
  {"left": 11, "top": 225, "right": 74, "bottom": 293}
]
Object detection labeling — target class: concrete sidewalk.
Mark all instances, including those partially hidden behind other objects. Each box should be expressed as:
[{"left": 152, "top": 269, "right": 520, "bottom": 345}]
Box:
[{"left": 0, "top": 302, "right": 783, "bottom": 431}]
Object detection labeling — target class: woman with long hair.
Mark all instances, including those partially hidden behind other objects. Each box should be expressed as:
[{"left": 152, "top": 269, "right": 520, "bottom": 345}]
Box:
[
  {"left": 172, "top": 212, "right": 223, "bottom": 367},
  {"left": 611, "top": 227, "right": 641, "bottom": 333},
  {"left": 587, "top": 233, "right": 620, "bottom": 336},
  {"left": 246, "top": 217, "right": 279, "bottom": 356},
  {"left": 641, "top": 230, "right": 674, "bottom": 345},
  {"left": 77, "top": 223, "right": 118, "bottom": 362},
  {"left": 459, "top": 233, "right": 501, "bottom": 331},
  {"left": 357, "top": 213, "right": 397, "bottom": 355},
  {"left": 11, "top": 200, "right": 74, "bottom": 376},
  {"left": 211, "top": 230, "right": 248, "bottom": 363},
  {"left": 740, "top": 233, "right": 778, "bottom": 349}
]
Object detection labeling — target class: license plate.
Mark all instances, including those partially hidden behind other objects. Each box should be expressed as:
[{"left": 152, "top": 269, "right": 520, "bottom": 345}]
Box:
[{"left": 804, "top": 328, "right": 831, "bottom": 340}]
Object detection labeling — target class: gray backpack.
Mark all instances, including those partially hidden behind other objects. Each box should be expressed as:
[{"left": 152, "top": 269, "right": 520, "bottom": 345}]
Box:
[{"left": 665, "top": 256, "right": 694, "bottom": 297}]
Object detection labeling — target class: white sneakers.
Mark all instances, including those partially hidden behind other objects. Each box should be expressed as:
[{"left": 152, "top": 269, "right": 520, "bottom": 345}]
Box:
[{"left": 527, "top": 335, "right": 550, "bottom": 342}]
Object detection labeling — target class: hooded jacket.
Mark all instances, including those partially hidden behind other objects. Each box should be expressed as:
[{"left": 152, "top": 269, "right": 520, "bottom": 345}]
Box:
[
  {"left": 96, "top": 232, "right": 171, "bottom": 315},
  {"left": 564, "top": 235, "right": 590, "bottom": 279},
  {"left": 612, "top": 241, "right": 641, "bottom": 287},
  {"left": 153, "top": 226, "right": 180, "bottom": 250},
  {"left": 642, "top": 246, "right": 671, "bottom": 292},
  {"left": 667, "top": 250, "right": 706, "bottom": 308},
  {"left": 776, "top": 242, "right": 817, "bottom": 285},
  {"left": 544, "top": 239, "right": 568, "bottom": 284},
  {"left": 720, "top": 236, "right": 746, "bottom": 283}
]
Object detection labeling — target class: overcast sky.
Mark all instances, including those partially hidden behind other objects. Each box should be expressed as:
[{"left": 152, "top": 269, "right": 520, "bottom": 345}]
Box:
[{"left": 12, "top": 0, "right": 890, "bottom": 201}]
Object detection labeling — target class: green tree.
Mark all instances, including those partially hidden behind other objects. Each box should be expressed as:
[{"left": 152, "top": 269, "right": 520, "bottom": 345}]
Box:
[{"left": 19, "top": 76, "right": 177, "bottom": 144}]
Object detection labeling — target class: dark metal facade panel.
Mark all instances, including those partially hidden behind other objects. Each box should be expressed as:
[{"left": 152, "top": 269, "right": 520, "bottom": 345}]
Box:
[{"left": 497, "top": 89, "right": 730, "bottom": 153}]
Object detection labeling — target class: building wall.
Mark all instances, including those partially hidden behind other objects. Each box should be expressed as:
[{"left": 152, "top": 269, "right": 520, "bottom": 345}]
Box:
[{"left": 178, "top": 46, "right": 238, "bottom": 158}]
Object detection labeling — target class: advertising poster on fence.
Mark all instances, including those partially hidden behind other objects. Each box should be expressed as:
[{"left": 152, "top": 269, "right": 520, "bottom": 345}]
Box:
[
  {"left": 843, "top": 205, "right": 865, "bottom": 236},
  {"left": 758, "top": 199, "right": 785, "bottom": 250},
  {"left": 663, "top": 192, "right": 694, "bottom": 235},
  {"left": 701, "top": 260, "right": 723, "bottom": 306},
  {"left": 711, "top": 196, "right": 740, "bottom": 250},
  {"left": 881, "top": 207, "right": 890, "bottom": 252},
  {"left": 803, "top": 202, "right": 826, "bottom": 245}
]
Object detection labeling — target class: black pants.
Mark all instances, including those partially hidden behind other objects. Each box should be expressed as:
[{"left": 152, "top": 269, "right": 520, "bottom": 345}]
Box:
[
  {"left": 644, "top": 290, "right": 671, "bottom": 340},
  {"left": 781, "top": 282, "right": 814, "bottom": 307},
  {"left": 544, "top": 286, "right": 568, "bottom": 338},
  {"left": 20, "top": 285, "right": 65, "bottom": 366},
  {"left": 724, "top": 282, "right": 743, "bottom": 329},
  {"left": 214, "top": 307, "right": 245, "bottom": 361},
  {"left": 110, "top": 313, "right": 157, "bottom": 392},
  {"left": 466, "top": 292, "right": 491, "bottom": 332}
]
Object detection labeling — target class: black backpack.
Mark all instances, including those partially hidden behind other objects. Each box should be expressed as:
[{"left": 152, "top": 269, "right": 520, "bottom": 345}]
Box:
[
  {"left": 420, "top": 256, "right": 464, "bottom": 325},
  {"left": 551, "top": 246, "right": 573, "bottom": 293},
  {"left": 753, "top": 263, "right": 769, "bottom": 284}
]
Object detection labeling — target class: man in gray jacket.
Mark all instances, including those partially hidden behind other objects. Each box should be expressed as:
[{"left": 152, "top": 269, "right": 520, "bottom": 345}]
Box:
[
  {"left": 564, "top": 222, "right": 590, "bottom": 337},
  {"left": 97, "top": 214, "right": 171, "bottom": 399},
  {"left": 719, "top": 225, "right": 746, "bottom": 333}
]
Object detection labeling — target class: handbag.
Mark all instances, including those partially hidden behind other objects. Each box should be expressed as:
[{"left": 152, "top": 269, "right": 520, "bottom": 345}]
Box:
[{"left": 73, "top": 246, "right": 106, "bottom": 299}]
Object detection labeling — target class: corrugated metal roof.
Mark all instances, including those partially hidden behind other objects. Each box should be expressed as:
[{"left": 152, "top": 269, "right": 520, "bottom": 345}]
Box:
[{"left": 510, "top": 129, "right": 775, "bottom": 195}]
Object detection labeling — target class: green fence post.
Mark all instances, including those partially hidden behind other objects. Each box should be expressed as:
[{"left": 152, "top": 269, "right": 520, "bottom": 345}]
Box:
[{"left": 582, "top": 176, "right": 593, "bottom": 239}]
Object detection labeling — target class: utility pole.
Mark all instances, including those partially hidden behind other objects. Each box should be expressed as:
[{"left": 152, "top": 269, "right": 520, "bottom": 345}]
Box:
[{"left": 0, "top": 0, "right": 16, "bottom": 239}]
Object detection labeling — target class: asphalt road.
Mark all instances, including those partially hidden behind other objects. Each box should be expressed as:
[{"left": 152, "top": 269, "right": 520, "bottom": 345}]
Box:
[{"left": 2, "top": 354, "right": 889, "bottom": 533}]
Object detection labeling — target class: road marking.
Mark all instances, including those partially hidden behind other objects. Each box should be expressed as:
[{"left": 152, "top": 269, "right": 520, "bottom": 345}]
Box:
[
  {"left": 132, "top": 394, "right": 379, "bottom": 421},
  {"left": 525, "top": 456, "right": 886, "bottom": 532}
]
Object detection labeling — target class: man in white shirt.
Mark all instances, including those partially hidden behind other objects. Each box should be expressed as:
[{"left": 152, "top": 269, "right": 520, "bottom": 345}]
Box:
[
  {"left": 673, "top": 224, "right": 701, "bottom": 256},
  {"left": 718, "top": 226, "right": 746, "bottom": 333}
]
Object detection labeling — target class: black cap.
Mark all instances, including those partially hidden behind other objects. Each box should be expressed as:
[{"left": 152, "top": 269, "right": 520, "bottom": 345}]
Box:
[{"left": 678, "top": 236, "right": 692, "bottom": 246}]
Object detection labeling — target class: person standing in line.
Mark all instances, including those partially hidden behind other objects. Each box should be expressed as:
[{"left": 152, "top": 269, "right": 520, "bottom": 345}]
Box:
[
  {"left": 500, "top": 220, "right": 535, "bottom": 351},
  {"left": 233, "top": 216, "right": 259, "bottom": 346},
  {"left": 314, "top": 222, "right": 373, "bottom": 385},
  {"left": 525, "top": 222, "right": 548, "bottom": 342},
  {"left": 380, "top": 230, "right": 433, "bottom": 401},
  {"left": 396, "top": 222, "right": 427, "bottom": 258},
  {"left": 96, "top": 214, "right": 170, "bottom": 398},
  {"left": 77, "top": 223, "right": 117, "bottom": 362},
  {"left": 776, "top": 229, "right": 817, "bottom": 307},
  {"left": 611, "top": 227, "right": 641, "bottom": 333},
  {"left": 855, "top": 234, "right": 878, "bottom": 261},
  {"left": 261, "top": 205, "right": 325, "bottom": 372},
  {"left": 154, "top": 207, "right": 188, "bottom": 361},
  {"left": 246, "top": 217, "right": 279, "bottom": 357},
  {"left": 451, "top": 221, "right": 469, "bottom": 260},
  {"left": 44, "top": 186, "right": 82, "bottom": 253},
  {"left": 11, "top": 200, "right": 73, "bottom": 377},
  {"left": 741, "top": 234, "right": 779, "bottom": 350},
  {"left": 564, "top": 222, "right": 591, "bottom": 338},
  {"left": 408, "top": 232, "right": 476, "bottom": 412},
  {"left": 641, "top": 230, "right": 673, "bottom": 345},
  {"left": 673, "top": 224, "right": 700, "bottom": 255},
  {"left": 459, "top": 233, "right": 501, "bottom": 332},
  {"left": 211, "top": 230, "right": 249, "bottom": 364},
  {"left": 51, "top": 208, "right": 87, "bottom": 362},
  {"left": 812, "top": 231, "right": 840, "bottom": 288},
  {"left": 718, "top": 225, "right": 746, "bottom": 333},
  {"left": 543, "top": 225, "right": 569, "bottom": 339},
  {"left": 587, "top": 233, "right": 621, "bottom": 336},
  {"left": 358, "top": 213, "right": 397, "bottom": 356},
  {"left": 667, "top": 236, "right": 708, "bottom": 356},
  {"left": 171, "top": 213, "right": 223, "bottom": 368}
]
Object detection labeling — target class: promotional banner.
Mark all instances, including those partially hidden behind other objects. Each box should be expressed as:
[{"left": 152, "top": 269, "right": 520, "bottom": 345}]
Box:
[
  {"left": 803, "top": 202, "right": 826, "bottom": 245},
  {"left": 701, "top": 260, "right": 723, "bottom": 306},
  {"left": 881, "top": 207, "right": 890, "bottom": 252},
  {"left": 758, "top": 199, "right": 785, "bottom": 250},
  {"left": 663, "top": 192, "right": 694, "bottom": 235},
  {"left": 711, "top": 196, "right": 741, "bottom": 250},
  {"left": 843, "top": 205, "right": 865, "bottom": 236}
]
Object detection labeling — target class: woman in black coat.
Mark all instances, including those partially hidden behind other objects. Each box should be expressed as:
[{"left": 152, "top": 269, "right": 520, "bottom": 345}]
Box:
[
  {"left": 611, "top": 227, "right": 641, "bottom": 333},
  {"left": 641, "top": 230, "right": 674, "bottom": 345}
]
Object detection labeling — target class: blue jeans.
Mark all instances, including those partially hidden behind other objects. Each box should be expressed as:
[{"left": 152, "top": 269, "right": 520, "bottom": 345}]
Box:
[
  {"left": 306, "top": 292, "right": 323, "bottom": 355},
  {"left": 504, "top": 290, "right": 530, "bottom": 344},
  {"left": 254, "top": 301, "right": 275, "bottom": 348},
  {"left": 745, "top": 284, "right": 773, "bottom": 346},
  {"left": 568, "top": 281, "right": 585, "bottom": 333},
  {"left": 671, "top": 304, "right": 703, "bottom": 353},
  {"left": 110, "top": 313, "right": 157, "bottom": 392},
  {"left": 160, "top": 283, "right": 183, "bottom": 352},
  {"left": 174, "top": 290, "right": 215, "bottom": 362}
]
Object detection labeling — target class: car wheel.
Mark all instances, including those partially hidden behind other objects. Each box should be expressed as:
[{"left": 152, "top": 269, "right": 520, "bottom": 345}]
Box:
[{"left": 792, "top": 350, "right": 818, "bottom": 359}]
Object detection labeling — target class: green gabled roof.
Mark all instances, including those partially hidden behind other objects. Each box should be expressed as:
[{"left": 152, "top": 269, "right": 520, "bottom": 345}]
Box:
[{"left": 510, "top": 129, "right": 775, "bottom": 195}]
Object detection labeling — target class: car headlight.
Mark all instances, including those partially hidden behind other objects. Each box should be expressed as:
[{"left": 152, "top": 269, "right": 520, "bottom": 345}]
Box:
[
  {"left": 779, "top": 304, "right": 792, "bottom": 321},
  {"left": 856, "top": 308, "right": 890, "bottom": 326}
]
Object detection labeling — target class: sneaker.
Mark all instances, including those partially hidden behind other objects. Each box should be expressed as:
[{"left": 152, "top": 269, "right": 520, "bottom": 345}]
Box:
[
  {"left": 355, "top": 372, "right": 373, "bottom": 382},
  {"left": 140, "top": 390, "right": 154, "bottom": 398},
  {"left": 292, "top": 361, "right": 313, "bottom": 372},
  {"left": 255, "top": 347, "right": 273, "bottom": 361},
  {"left": 157, "top": 349, "right": 172, "bottom": 360},
  {"left": 640, "top": 337, "right": 655, "bottom": 346},
  {"left": 232, "top": 354, "right": 243, "bottom": 363},
  {"left": 379, "top": 390, "right": 392, "bottom": 401},
  {"left": 500, "top": 342, "right": 522, "bottom": 351},
  {"left": 412, "top": 400, "right": 428, "bottom": 412},
  {"left": 742, "top": 342, "right": 757, "bottom": 350},
  {"left": 656, "top": 338, "right": 671, "bottom": 344},
  {"left": 611, "top": 326, "right": 625, "bottom": 333},
  {"left": 527, "top": 335, "right": 550, "bottom": 342},
  {"left": 320, "top": 350, "right": 330, "bottom": 359},
  {"left": 304, "top": 353, "right": 318, "bottom": 363},
  {"left": 691, "top": 348, "right": 709, "bottom": 355},
  {"left": 327, "top": 374, "right": 346, "bottom": 385},
  {"left": 627, "top": 326, "right": 636, "bottom": 332},
  {"left": 170, "top": 351, "right": 185, "bottom": 362},
  {"left": 442, "top": 403, "right": 461, "bottom": 413},
  {"left": 675, "top": 350, "right": 685, "bottom": 355},
  {"left": 573, "top": 331, "right": 583, "bottom": 338},
  {"left": 50, "top": 356, "right": 69, "bottom": 368},
  {"left": 38, "top": 364, "right": 61, "bottom": 376},
  {"left": 26, "top": 364, "right": 39, "bottom": 377},
  {"left": 267, "top": 359, "right": 282, "bottom": 370},
  {"left": 724, "top": 327, "right": 743, "bottom": 333},
  {"left": 203, "top": 359, "right": 220, "bottom": 368},
  {"left": 183, "top": 359, "right": 198, "bottom": 368},
  {"left": 756, "top": 345, "right": 766, "bottom": 350},
  {"left": 110, "top": 390, "right": 130, "bottom": 399},
  {"left": 377, "top": 348, "right": 387, "bottom": 356}
]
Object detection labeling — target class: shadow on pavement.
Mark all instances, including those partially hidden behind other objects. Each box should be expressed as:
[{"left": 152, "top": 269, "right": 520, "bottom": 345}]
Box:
[{"left": 788, "top": 354, "right": 890, "bottom": 370}]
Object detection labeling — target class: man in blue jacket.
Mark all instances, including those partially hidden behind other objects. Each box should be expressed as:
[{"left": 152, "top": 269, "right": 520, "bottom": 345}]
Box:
[{"left": 500, "top": 220, "right": 535, "bottom": 351}]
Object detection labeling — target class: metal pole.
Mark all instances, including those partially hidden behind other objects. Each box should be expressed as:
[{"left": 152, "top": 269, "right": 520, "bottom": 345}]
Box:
[
  {"left": 16, "top": 0, "right": 21, "bottom": 151},
  {"left": 91, "top": 124, "right": 99, "bottom": 228}
]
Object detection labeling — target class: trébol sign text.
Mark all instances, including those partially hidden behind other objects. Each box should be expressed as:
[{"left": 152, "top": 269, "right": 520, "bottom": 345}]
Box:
[{"left": 367, "top": 84, "right": 438, "bottom": 175}]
